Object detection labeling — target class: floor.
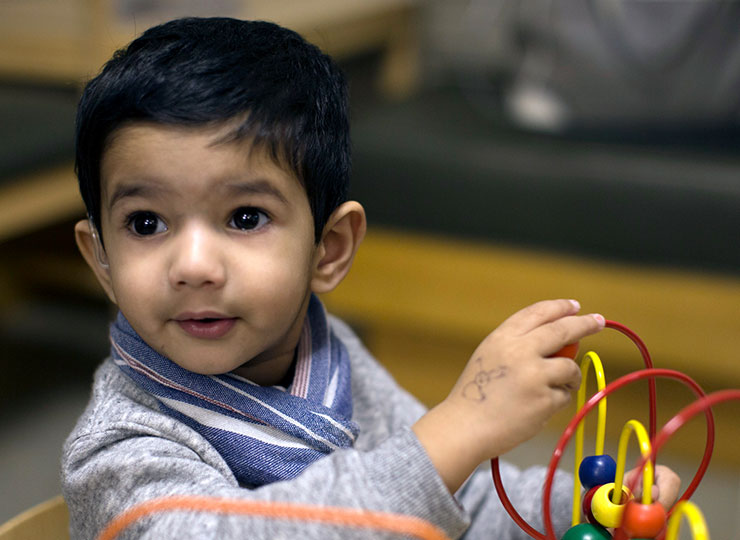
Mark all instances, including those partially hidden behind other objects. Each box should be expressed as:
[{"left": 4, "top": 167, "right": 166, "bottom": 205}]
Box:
[{"left": 1, "top": 296, "right": 740, "bottom": 538}]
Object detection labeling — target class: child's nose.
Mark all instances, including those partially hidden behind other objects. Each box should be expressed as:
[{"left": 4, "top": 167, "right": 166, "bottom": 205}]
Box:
[{"left": 168, "top": 225, "right": 226, "bottom": 289}]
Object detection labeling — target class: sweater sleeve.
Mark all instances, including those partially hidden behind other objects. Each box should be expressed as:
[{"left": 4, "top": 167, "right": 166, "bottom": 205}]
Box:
[
  {"left": 456, "top": 461, "right": 574, "bottom": 539},
  {"left": 328, "top": 316, "right": 575, "bottom": 540},
  {"left": 62, "top": 361, "right": 469, "bottom": 540}
]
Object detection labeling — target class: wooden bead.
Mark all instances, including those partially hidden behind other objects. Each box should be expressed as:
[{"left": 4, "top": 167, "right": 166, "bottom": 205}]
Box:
[
  {"left": 578, "top": 454, "right": 617, "bottom": 489},
  {"left": 553, "top": 342, "right": 579, "bottom": 359},
  {"left": 590, "top": 482, "right": 632, "bottom": 529},
  {"left": 560, "top": 523, "right": 611, "bottom": 540},
  {"left": 581, "top": 485, "right": 600, "bottom": 524},
  {"left": 621, "top": 500, "right": 667, "bottom": 538}
]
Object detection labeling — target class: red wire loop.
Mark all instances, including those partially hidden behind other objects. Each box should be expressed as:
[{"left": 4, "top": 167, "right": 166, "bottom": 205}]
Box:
[
  {"left": 541, "top": 368, "right": 714, "bottom": 539},
  {"left": 491, "top": 320, "right": 715, "bottom": 540},
  {"left": 611, "top": 390, "right": 737, "bottom": 540},
  {"left": 604, "top": 320, "right": 657, "bottom": 439}
]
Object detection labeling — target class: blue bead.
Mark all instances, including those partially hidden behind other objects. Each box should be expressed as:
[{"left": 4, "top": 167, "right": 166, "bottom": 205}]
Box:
[{"left": 578, "top": 454, "right": 617, "bottom": 489}]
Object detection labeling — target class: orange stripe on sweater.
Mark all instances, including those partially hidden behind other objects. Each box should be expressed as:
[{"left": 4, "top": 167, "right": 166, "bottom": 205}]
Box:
[{"left": 96, "top": 495, "right": 451, "bottom": 540}]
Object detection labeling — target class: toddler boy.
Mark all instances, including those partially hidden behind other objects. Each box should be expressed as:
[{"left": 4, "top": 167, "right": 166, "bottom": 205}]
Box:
[{"left": 62, "top": 17, "right": 674, "bottom": 539}]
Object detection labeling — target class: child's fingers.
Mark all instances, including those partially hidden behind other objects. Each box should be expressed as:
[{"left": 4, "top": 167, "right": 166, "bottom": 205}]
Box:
[
  {"left": 532, "top": 313, "right": 606, "bottom": 357},
  {"left": 497, "top": 299, "right": 582, "bottom": 335},
  {"left": 629, "top": 465, "right": 681, "bottom": 511},
  {"left": 542, "top": 356, "right": 582, "bottom": 391},
  {"left": 539, "top": 358, "right": 582, "bottom": 416},
  {"left": 653, "top": 466, "right": 681, "bottom": 510}
]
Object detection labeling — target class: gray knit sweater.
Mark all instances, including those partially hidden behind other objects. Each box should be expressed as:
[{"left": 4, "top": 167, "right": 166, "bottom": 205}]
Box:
[{"left": 62, "top": 316, "right": 572, "bottom": 539}]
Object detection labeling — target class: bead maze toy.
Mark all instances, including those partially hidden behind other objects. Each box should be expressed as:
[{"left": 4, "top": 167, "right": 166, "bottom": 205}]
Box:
[
  {"left": 95, "top": 319, "right": 736, "bottom": 540},
  {"left": 493, "top": 319, "right": 736, "bottom": 540}
]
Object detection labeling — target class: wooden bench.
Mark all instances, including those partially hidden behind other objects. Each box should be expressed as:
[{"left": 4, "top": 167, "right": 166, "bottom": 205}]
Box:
[{"left": 323, "top": 228, "right": 740, "bottom": 466}]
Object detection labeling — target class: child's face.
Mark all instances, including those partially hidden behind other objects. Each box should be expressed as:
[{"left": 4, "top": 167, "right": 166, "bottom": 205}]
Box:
[{"left": 86, "top": 122, "right": 322, "bottom": 385}]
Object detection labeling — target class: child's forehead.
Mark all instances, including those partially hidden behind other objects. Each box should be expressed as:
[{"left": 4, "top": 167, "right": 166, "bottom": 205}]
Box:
[
  {"left": 100, "top": 121, "right": 304, "bottom": 200},
  {"left": 104, "top": 120, "right": 274, "bottom": 163}
]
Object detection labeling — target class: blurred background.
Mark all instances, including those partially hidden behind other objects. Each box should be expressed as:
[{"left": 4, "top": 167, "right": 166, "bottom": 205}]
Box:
[{"left": 0, "top": 0, "right": 739, "bottom": 537}]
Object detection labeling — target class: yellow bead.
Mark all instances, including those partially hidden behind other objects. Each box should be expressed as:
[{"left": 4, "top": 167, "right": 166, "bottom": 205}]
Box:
[{"left": 590, "top": 482, "right": 632, "bottom": 529}]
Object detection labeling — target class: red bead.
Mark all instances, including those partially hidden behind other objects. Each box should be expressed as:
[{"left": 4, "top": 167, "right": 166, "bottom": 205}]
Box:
[
  {"left": 621, "top": 500, "right": 667, "bottom": 538},
  {"left": 582, "top": 485, "right": 600, "bottom": 524}
]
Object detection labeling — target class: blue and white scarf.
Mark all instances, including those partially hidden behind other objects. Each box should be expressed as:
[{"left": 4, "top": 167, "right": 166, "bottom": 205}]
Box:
[{"left": 110, "top": 295, "right": 359, "bottom": 486}]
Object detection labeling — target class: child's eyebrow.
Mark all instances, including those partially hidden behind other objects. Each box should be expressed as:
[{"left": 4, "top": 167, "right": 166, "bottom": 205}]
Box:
[
  {"left": 224, "top": 179, "right": 289, "bottom": 205},
  {"left": 107, "top": 183, "right": 163, "bottom": 209},
  {"left": 107, "top": 179, "right": 289, "bottom": 209}
]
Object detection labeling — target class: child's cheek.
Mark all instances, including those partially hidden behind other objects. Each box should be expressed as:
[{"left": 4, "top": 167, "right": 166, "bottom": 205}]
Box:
[
  {"left": 109, "top": 260, "right": 167, "bottom": 318},
  {"left": 248, "top": 262, "right": 309, "bottom": 304}
]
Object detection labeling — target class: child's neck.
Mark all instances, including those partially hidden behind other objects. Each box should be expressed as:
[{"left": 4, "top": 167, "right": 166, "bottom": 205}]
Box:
[
  {"left": 232, "top": 347, "right": 299, "bottom": 387},
  {"left": 276, "top": 356, "right": 297, "bottom": 389}
]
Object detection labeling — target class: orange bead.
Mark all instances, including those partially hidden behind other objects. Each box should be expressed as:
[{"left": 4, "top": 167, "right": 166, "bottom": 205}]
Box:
[
  {"left": 552, "top": 342, "right": 580, "bottom": 359},
  {"left": 621, "top": 500, "right": 667, "bottom": 538}
]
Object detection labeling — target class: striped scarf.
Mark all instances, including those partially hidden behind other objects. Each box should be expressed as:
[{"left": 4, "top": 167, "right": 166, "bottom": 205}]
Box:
[{"left": 110, "top": 295, "right": 359, "bottom": 486}]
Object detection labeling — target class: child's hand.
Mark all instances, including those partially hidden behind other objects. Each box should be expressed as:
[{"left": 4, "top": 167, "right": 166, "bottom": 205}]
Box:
[
  {"left": 414, "top": 299, "right": 605, "bottom": 492},
  {"left": 625, "top": 464, "right": 681, "bottom": 510},
  {"left": 448, "top": 299, "right": 605, "bottom": 460}
]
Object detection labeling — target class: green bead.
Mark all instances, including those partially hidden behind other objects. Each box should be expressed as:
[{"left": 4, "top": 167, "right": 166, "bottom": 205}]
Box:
[{"left": 561, "top": 523, "right": 612, "bottom": 540}]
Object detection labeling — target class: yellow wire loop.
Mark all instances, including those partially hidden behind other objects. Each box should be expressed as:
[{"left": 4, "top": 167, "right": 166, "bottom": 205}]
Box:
[
  {"left": 665, "top": 501, "right": 710, "bottom": 540},
  {"left": 571, "top": 351, "right": 607, "bottom": 526},
  {"left": 613, "top": 419, "right": 653, "bottom": 505}
]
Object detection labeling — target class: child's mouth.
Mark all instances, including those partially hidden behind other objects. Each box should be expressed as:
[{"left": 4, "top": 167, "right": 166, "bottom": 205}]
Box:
[{"left": 176, "top": 317, "right": 237, "bottom": 339}]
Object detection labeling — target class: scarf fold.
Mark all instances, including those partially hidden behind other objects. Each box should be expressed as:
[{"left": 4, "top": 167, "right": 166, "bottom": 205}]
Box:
[{"left": 110, "top": 294, "right": 359, "bottom": 486}]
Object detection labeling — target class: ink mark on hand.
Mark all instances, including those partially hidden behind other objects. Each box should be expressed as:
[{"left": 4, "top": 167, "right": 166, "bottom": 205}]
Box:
[{"left": 462, "top": 358, "right": 507, "bottom": 401}]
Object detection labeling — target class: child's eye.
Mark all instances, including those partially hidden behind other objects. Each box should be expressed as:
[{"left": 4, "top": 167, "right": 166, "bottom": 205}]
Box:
[
  {"left": 126, "top": 211, "right": 167, "bottom": 236},
  {"left": 229, "top": 207, "right": 269, "bottom": 231}
]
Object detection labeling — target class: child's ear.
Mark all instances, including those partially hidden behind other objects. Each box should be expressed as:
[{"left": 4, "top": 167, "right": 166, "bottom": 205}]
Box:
[
  {"left": 311, "top": 201, "right": 366, "bottom": 294},
  {"left": 74, "top": 219, "right": 117, "bottom": 304}
]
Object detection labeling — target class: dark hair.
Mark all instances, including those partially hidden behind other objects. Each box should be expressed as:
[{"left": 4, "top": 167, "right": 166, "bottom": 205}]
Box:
[{"left": 76, "top": 17, "right": 350, "bottom": 242}]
